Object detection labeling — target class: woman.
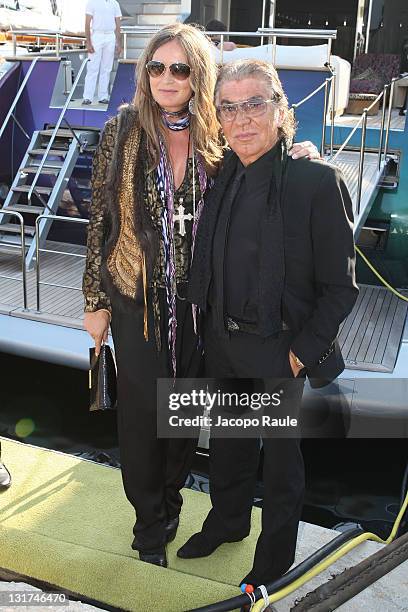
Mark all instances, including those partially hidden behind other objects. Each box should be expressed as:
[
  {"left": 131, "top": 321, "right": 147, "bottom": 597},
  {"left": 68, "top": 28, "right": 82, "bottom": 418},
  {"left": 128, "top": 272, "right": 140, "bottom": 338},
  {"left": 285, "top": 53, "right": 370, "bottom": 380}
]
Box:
[{"left": 83, "top": 22, "right": 318, "bottom": 569}]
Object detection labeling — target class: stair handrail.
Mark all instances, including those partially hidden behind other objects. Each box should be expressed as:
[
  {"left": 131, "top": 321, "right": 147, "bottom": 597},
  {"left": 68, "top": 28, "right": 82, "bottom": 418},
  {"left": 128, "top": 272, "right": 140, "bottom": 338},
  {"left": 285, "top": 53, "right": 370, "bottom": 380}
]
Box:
[
  {"left": 383, "top": 72, "right": 408, "bottom": 162},
  {"left": 0, "top": 57, "right": 38, "bottom": 142},
  {"left": 327, "top": 77, "right": 404, "bottom": 217},
  {"left": 378, "top": 84, "right": 389, "bottom": 170},
  {"left": 326, "top": 89, "right": 385, "bottom": 217},
  {"left": 355, "top": 110, "right": 368, "bottom": 216},
  {"left": 0, "top": 210, "right": 27, "bottom": 310},
  {"left": 324, "top": 62, "right": 337, "bottom": 157},
  {"left": 27, "top": 57, "right": 88, "bottom": 202},
  {"left": 328, "top": 97, "right": 378, "bottom": 162},
  {"left": 35, "top": 214, "right": 88, "bottom": 312}
]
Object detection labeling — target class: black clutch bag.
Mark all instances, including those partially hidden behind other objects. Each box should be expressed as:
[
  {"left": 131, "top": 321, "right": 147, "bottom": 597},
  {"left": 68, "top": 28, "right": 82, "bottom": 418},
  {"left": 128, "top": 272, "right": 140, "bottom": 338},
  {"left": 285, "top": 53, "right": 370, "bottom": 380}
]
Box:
[{"left": 89, "top": 344, "right": 117, "bottom": 411}]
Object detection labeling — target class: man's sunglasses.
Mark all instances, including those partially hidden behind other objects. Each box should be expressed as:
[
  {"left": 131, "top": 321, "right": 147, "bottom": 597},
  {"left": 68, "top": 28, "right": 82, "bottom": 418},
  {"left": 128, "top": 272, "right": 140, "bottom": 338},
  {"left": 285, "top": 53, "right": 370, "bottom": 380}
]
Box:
[
  {"left": 146, "top": 60, "right": 191, "bottom": 81},
  {"left": 216, "top": 96, "right": 279, "bottom": 122}
]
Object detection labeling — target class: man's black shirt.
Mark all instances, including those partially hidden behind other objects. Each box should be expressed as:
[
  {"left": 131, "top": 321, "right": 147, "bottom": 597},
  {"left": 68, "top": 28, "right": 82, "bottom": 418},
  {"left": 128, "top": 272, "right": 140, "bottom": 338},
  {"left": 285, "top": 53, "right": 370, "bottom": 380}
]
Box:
[{"left": 211, "top": 145, "right": 279, "bottom": 323}]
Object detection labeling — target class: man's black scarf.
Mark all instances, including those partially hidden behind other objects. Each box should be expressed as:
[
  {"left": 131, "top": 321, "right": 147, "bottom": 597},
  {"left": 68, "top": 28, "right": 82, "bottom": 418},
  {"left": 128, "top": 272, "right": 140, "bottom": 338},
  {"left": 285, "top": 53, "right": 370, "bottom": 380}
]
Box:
[{"left": 187, "top": 139, "right": 288, "bottom": 338}]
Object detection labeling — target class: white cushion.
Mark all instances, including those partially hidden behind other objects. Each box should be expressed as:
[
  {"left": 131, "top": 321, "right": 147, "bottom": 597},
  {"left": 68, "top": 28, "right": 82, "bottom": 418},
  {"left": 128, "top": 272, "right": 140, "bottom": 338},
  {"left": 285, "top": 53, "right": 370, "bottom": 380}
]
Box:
[
  {"left": 211, "top": 43, "right": 329, "bottom": 68},
  {"left": 211, "top": 43, "right": 351, "bottom": 115},
  {"left": 276, "top": 44, "right": 329, "bottom": 67}
]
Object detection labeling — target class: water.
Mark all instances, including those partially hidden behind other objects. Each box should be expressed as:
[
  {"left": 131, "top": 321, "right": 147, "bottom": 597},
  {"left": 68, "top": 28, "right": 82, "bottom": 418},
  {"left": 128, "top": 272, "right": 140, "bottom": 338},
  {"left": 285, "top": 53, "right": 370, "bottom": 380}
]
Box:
[{"left": 0, "top": 351, "right": 119, "bottom": 462}]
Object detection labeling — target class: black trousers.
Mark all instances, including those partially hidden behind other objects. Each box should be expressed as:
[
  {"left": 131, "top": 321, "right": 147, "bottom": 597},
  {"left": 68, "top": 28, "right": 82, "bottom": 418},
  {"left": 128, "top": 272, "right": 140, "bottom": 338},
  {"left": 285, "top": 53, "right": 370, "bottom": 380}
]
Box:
[
  {"left": 111, "top": 292, "right": 201, "bottom": 552},
  {"left": 203, "top": 315, "right": 305, "bottom": 585}
]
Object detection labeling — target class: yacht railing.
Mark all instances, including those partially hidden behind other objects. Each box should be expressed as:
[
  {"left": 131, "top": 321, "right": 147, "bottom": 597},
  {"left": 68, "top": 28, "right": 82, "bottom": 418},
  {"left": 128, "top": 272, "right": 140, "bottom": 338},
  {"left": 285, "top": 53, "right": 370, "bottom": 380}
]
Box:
[
  {"left": 9, "top": 30, "right": 86, "bottom": 57},
  {"left": 378, "top": 87, "right": 388, "bottom": 171},
  {"left": 291, "top": 75, "right": 335, "bottom": 157},
  {"left": 120, "top": 26, "right": 337, "bottom": 62},
  {"left": 35, "top": 214, "right": 88, "bottom": 313},
  {"left": 291, "top": 70, "right": 402, "bottom": 216},
  {"left": 384, "top": 72, "right": 408, "bottom": 161},
  {"left": 8, "top": 26, "right": 336, "bottom": 63},
  {"left": 27, "top": 58, "right": 88, "bottom": 202},
  {"left": 0, "top": 211, "right": 27, "bottom": 310},
  {"left": 326, "top": 71, "right": 408, "bottom": 210},
  {"left": 0, "top": 57, "right": 38, "bottom": 142},
  {"left": 257, "top": 28, "right": 336, "bottom": 65},
  {"left": 328, "top": 88, "right": 387, "bottom": 215},
  {"left": 325, "top": 62, "right": 337, "bottom": 156}
]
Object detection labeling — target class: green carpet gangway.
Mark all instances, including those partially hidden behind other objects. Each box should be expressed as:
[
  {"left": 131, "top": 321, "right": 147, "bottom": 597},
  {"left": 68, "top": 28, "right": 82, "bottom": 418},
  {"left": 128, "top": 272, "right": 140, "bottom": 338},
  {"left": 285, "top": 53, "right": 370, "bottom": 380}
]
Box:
[
  {"left": 3, "top": 438, "right": 407, "bottom": 612},
  {"left": 0, "top": 438, "right": 256, "bottom": 611}
]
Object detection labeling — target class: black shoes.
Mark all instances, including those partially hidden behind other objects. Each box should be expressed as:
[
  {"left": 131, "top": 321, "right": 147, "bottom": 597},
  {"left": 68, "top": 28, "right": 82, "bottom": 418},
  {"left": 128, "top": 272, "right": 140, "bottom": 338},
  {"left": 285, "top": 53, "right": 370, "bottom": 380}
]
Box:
[
  {"left": 132, "top": 516, "right": 179, "bottom": 569},
  {"left": 139, "top": 548, "right": 167, "bottom": 568},
  {"left": 165, "top": 516, "right": 179, "bottom": 543},
  {"left": 177, "top": 531, "right": 239, "bottom": 559},
  {"left": 98, "top": 98, "right": 109, "bottom": 104},
  {"left": 0, "top": 461, "right": 11, "bottom": 490},
  {"left": 82, "top": 99, "right": 92, "bottom": 105}
]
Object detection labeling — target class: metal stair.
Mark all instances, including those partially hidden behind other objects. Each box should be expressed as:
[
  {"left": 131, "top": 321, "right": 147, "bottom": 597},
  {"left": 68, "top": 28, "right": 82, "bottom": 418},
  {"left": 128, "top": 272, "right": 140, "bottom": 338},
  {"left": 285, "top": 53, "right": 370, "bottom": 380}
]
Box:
[
  {"left": 119, "top": 1, "right": 190, "bottom": 58},
  {"left": 0, "top": 127, "right": 99, "bottom": 269}
]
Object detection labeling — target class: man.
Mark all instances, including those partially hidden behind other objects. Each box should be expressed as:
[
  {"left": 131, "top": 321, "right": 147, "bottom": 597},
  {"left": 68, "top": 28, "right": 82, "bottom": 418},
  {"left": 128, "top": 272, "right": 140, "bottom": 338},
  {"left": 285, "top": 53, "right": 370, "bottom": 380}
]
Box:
[
  {"left": 0, "top": 442, "right": 11, "bottom": 491},
  {"left": 177, "top": 60, "right": 359, "bottom": 587},
  {"left": 206, "top": 19, "right": 237, "bottom": 51},
  {"left": 82, "top": 0, "right": 122, "bottom": 105}
]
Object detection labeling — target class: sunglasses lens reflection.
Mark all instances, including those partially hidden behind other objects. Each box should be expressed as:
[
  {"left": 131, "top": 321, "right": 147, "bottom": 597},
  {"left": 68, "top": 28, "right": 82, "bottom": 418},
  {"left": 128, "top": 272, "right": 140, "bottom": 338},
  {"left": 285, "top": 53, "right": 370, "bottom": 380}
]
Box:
[
  {"left": 146, "top": 61, "right": 191, "bottom": 81},
  {"left": 146, "top": 61, "right": 165, "bottom": 77},
  {"left": 170, "top": 63, "right": 191, "bottom": 80}
]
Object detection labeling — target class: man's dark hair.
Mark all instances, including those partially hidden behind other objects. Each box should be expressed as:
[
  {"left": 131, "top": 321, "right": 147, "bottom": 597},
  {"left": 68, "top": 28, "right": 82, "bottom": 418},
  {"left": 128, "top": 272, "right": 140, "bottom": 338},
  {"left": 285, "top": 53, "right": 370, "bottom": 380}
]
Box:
[{"left": 206, "top": 19, "right": 227, "bottom": 32}]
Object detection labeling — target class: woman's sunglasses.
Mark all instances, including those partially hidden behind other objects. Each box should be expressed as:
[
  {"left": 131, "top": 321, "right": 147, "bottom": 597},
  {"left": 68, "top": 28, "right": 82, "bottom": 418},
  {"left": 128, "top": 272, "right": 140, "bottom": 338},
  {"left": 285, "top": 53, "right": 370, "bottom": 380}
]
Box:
[{"left": 146, "top": 60, "right": 191, "bottom": 81}]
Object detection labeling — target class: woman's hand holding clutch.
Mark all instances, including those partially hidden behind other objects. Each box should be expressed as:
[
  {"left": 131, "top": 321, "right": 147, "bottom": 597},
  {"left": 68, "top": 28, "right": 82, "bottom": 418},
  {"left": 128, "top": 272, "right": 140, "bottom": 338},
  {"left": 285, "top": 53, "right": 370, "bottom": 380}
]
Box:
[{"left": 84, "top": 310, "right": 110, "bottom": 356}]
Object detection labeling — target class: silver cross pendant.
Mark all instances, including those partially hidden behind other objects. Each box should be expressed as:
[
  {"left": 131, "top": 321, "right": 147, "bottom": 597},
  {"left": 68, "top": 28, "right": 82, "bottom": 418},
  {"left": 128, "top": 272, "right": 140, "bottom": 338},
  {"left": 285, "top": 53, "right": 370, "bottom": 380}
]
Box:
[{"left": 173, "top": 198, "right": 194, "bottom": 237}]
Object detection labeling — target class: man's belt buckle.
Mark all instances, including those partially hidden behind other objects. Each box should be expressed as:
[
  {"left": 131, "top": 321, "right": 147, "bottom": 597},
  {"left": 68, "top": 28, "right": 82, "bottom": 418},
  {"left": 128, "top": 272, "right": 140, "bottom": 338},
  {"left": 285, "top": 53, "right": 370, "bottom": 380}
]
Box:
[
  {"left": 227, "top": 316, "right": 289, "bottom": 333},
  {"left": 227, "top": 316, "right": 240, "bottom": 331}
]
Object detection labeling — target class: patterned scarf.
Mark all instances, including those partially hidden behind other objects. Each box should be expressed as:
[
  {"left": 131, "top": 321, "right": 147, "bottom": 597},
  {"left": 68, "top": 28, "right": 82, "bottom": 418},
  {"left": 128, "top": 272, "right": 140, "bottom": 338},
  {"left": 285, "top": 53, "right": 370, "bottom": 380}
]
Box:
[
  {"left": 160, "top": 107, "right": 190, "bottom": 131},
  {"left": 162, "top": 113, "right": 190, "bottom": 131},
  {"left": 155, "top": 134, "right": 209, "bottom": 377}
]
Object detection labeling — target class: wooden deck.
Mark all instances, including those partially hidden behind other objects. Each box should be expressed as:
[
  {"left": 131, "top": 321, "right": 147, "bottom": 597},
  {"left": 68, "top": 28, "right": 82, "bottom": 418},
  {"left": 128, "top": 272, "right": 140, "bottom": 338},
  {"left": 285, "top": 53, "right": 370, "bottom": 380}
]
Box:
[
  {"left": 0, "top": 240, "right": 85, "bottom": 328},
  {"left": 339, "top": 285, "right": 408, "bottom": 373}
]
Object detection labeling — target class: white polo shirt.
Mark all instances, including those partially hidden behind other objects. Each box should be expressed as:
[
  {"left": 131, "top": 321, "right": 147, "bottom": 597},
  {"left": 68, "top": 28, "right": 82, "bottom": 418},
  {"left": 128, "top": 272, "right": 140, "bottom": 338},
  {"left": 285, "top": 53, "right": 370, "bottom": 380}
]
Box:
[{"left": 85, "top": 0, "right": 122, "bottom": 32}]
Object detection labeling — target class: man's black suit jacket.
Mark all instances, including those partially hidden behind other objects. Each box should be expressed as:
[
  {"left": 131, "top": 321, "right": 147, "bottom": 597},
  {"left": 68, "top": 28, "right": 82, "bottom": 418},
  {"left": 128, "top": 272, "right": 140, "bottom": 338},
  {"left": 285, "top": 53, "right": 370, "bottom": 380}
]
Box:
[{"left": 188, "top": 152, "right": 359, "bottom": 387}]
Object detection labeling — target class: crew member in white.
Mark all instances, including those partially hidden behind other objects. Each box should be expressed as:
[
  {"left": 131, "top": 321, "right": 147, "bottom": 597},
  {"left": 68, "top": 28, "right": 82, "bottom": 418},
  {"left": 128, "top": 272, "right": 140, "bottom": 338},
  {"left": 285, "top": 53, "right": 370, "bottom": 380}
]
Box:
[{"left": 83, "top": 0, "right": 122, "bottom": 105}]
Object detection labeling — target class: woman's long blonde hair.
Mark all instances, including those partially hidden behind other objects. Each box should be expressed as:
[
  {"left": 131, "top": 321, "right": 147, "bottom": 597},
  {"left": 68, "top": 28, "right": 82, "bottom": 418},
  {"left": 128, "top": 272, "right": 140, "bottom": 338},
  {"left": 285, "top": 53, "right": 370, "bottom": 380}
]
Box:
[{"left": 133, "top": 23, "right": 223, "bottom": 174}]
